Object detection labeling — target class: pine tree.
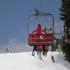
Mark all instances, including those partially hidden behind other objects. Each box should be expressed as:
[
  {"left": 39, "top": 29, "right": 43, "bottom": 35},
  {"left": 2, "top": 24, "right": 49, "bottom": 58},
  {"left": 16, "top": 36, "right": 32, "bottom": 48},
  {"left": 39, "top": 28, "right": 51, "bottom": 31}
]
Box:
[{"left": 60, "top": 0, "right": 70, "bottom": 62}]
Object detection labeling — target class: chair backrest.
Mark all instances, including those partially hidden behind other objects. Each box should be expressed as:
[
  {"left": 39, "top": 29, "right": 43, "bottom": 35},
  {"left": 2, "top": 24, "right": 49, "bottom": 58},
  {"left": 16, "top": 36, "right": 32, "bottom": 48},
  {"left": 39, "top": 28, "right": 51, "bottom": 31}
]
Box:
[{"left": 28, "top": 33, "right": 54, "bottom": 46}]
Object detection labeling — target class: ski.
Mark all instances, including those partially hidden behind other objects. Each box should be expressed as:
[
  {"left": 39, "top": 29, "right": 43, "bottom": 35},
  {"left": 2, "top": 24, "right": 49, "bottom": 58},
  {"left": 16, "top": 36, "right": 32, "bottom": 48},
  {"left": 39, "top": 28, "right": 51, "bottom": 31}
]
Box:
[{"left": 27, "top": 52, "right": 42, "bottom": 60}]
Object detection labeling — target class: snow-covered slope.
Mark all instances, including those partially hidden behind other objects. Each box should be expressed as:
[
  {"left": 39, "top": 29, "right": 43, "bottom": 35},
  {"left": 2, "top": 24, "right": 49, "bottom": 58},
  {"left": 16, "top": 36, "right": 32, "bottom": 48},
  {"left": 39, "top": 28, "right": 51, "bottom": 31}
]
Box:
[{"left": 0, "top": 52, "right": 70, "bottom": 70}]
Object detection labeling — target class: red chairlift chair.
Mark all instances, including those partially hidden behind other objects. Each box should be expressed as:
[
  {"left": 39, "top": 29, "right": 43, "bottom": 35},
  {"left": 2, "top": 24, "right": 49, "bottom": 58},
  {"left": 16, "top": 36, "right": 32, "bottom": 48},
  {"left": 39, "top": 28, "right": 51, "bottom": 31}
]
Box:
[
  {"left": 28, "top": 30, "right": 54, "bottom": 46},
  {"left": 28, "top": 10, "right": 54, "bottom": 46}
]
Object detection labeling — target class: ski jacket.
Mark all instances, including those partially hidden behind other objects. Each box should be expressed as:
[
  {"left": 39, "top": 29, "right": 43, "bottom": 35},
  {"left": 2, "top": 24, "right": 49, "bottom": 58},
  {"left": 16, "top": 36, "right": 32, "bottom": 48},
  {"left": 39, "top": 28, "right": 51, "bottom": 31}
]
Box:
[{"left": 32, "top": 26, "right": 46, "bottom": 34}]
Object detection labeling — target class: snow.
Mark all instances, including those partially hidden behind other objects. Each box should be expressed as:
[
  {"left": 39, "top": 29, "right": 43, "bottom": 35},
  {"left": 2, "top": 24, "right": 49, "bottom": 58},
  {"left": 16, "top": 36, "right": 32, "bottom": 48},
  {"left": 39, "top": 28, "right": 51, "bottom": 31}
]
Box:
[{"left": 0, "top": 52, "right": 70, "bottom": 70}]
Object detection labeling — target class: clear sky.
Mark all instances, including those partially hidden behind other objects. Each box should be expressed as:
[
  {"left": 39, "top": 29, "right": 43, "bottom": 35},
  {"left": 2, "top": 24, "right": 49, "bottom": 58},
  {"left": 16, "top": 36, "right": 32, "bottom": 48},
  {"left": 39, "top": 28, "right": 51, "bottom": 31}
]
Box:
[{"left": 0, "top": 0, "right": 62, "bottom": 48}]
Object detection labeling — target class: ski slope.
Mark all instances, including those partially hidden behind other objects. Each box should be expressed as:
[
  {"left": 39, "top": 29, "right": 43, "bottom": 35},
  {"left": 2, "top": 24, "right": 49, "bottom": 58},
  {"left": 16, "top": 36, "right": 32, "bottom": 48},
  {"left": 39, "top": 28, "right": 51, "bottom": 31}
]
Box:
[{"left": 0, "top": 52, "right": 70, "bottom": 70}]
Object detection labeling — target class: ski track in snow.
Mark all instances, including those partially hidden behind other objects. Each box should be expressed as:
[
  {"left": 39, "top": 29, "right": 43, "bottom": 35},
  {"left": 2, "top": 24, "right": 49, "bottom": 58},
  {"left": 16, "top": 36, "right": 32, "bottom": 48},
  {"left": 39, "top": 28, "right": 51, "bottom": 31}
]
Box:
[{"left": 0, "top": 52, "right": 70, "bottom": 70}]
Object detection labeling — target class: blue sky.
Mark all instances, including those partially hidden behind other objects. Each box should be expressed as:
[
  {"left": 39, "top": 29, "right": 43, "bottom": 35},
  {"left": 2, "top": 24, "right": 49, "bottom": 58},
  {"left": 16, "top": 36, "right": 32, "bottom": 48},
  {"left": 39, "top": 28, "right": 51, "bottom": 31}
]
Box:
[{"left": 0, "top": 0, "right": 62, "bottom": 48}]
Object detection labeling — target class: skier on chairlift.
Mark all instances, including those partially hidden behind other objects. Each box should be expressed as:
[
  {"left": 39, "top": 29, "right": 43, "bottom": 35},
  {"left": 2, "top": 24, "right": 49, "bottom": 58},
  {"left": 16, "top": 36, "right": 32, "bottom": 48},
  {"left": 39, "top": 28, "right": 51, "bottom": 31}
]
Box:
[
  {"left": 32, "top": 24, "right": 46, "bottom": 56},
  {"left": 32, "top": 24, "right": 46, "bottom": 34},
  {"left": 32, "top": 24, "right": 48, "bottom": 57}
]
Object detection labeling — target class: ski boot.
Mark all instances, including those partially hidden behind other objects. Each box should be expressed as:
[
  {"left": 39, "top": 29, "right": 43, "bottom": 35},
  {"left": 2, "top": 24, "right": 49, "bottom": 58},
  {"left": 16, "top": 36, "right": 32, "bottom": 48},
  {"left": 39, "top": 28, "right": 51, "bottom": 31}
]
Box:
[
  {"left": 32, "top": 52, "right": 35, "bottom": 56},
  {"left": 43, "top": 51, "right": 47, "bottom": 56},
  {"left": 37, "top": 51, "right": 42, "bottom": 60}
]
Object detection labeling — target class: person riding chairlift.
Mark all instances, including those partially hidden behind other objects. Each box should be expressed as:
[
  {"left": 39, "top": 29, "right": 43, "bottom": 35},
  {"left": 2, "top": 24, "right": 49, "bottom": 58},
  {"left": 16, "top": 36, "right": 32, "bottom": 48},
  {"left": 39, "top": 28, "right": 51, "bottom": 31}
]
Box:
[
  {"left": 32, "top": 24, "right": 46, "bottom": 34},
  {"left": 32, "top": 24, "right": 48, "bottom": 56}
]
